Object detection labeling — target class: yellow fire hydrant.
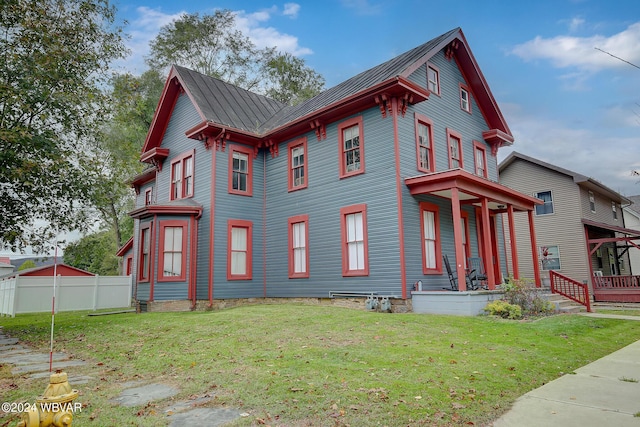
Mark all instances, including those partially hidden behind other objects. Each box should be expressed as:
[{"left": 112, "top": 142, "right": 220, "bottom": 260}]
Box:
[{"left": 17, "top": 371, "right": 79, "bottom": 427}]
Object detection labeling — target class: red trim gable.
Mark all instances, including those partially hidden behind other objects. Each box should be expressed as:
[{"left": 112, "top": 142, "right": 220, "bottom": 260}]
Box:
[{"left": 116, "top": 237, "right": 134, "bottom": 257}]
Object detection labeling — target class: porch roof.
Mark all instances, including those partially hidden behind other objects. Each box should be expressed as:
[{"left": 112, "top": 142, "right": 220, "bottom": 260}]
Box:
[
  {"left": 404, "top": 168, "right": 542, "bottom": 212},
  {"left": 582, "top": 218, "right": 640, "bottom": 239},
  {"left": 129, "top": 198, "right": 203, "bottom": 220}
]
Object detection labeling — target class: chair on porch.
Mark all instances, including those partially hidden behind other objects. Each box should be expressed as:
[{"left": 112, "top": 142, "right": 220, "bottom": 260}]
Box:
[
  {"left": 467, "top": 257, "right": 488, "bottom": 290},
  {"left": 443, "top": 254, "right": 459, "bottom": 290}
]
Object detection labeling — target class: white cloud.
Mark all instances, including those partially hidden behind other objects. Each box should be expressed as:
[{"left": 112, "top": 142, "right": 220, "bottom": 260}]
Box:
[
  {"left": 283, "top": 3, "right": 301, "bottom": 18},
  {"left": 566, "top": 16, "right": 585, "bottom": 32},
  {"left": 340, "top": 0, "right": 383, "bottom": 15},
  {"left": 499, "top": 103, "right": 640, "bottom": 197},
  {"left": 511, "top": 22, "right": 640, "bottom": 72}
]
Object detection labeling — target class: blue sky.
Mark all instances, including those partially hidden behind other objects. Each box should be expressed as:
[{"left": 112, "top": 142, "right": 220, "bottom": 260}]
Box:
[{"left": 113, "top": 0, "right": 640, "bottom": 198}]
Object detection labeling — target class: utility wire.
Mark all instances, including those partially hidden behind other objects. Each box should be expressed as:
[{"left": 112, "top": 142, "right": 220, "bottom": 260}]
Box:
[{"left": 594, "top": 47, "right": 640, "bottom": 70}]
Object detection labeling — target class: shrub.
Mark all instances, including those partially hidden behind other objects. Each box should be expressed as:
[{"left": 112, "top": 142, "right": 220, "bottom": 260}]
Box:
[
  {"left": 484, "top": 300, "right": 522, "bottom": 319},
  {"left": 502, "top": 277, "right": 555, "bottom": 317}
]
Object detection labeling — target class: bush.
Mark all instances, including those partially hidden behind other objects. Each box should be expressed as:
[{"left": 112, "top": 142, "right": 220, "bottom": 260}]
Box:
[
  {"left": 484, "top": 300, "right": 522, "bottom": 319},
  {"left": 502, "top": 277, "right": 555, "bottom": 317}
]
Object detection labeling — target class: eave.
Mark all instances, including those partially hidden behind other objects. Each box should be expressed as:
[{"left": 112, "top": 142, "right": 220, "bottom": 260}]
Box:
[
  {"left": 140, "top": 147, "right": 170, "bottom": 170},
  {"left": 405, "top": 169, "right": 542, "bottom": 212},
  {"left": 129, "top": 203, "right": 203, "bottom": 220},
  {"left": 130, "top": 168, "right": 156, "bottom": 195},
  {"left": 116, "top": 237, "right": 134, "bottom": 257}
]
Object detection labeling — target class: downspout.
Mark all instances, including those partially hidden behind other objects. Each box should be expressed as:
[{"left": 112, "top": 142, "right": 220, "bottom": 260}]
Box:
[
  {"left": 391, "top": 97, "right": 408, "bottom": 298},
  {"left": 263, "top": 151, "right": 267, "bottom": 298},
  {"left": 208, "top": 138, "right": 216, "bottom": 308}
]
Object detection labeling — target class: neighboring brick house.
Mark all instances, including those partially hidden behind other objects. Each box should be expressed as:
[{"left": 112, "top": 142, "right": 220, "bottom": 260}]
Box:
[
  {"left": 499, "top": 151, "right": 636, "bottom": 291},
  {"left": 125, "top": 27, "right": 542, "bottom": 310}
]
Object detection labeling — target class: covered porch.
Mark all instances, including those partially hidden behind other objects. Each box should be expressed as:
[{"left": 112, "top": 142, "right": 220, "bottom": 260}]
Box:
[
  {"left": 405, "top": 169, "right": 543, "bottom": 291},
  {"left": 583, "top": 219, "right": 640, "bottom": 302}
]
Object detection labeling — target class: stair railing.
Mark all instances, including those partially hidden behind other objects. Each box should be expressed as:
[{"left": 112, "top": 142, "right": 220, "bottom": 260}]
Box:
[{"left": 549, "top": 270, "right": 592, "bottom": 312}]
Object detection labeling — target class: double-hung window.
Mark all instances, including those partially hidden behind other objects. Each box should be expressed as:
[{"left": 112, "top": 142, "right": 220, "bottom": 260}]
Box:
[
  {"left": 139, "top": 223, "right": 152, "bottom": 282},
  {"left": 589, "top": 191, "right": 596, "bottom": 212},
  {"left": 170, "top": 150, "right": 195, "bottom": 200},
  {"left": 144, "top": 187, "right": 153, "bottom": 206},
  {"left": 227, "top": 219, "right": 253, "bottom": 280},
  {"left": 288, "top": 138, "right": 308, "bottom": 191},
  {"left": 612, "top": 201, "right": 618, "bottom": 220},
  {"left": 420, "top": 202, "right": 442, "bottom": 274},
  {"left": 159, "top": 220, "right": 187, "bottom": 281},
  {"left": 540, "top": 245, "right": 561, "bottom": 271},
  {"left": 473, "top": 141, "right": 487, "bottom": 178},
  {"left": 460, "top": 84, "right": 471, "bottom": 113},
  {"left": 427, "top": 65, "right": 440, "bottom": 95},
  {"left": 229, "top": 145, "right": 253, "bottom": 196},
  {"left": 339, "top": 116, "right": 365, "bottom": 178},
  {"left": 415, "top": 113, "right": 435, "bottom": 173},
  {"left": 534, "top": 191, "right": 554, "bottom": 215},
  {"left": 447, "top": 129, "right": 463, "bottom": 169},
  {"left": 288, "top": 215, "right": 309, "bottom": 278},
  {"left": 340, "top": 204, "right": 369, "bottom": 276}
]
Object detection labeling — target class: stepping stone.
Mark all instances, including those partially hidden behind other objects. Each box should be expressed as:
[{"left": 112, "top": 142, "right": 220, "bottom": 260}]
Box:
[
  {"left": 164, "top": 396, "right": 215, "bottom": 414},
  {"left": 11, "top": 360, "right": 86, "bottom": 375},
  {"left": 112, "top": 383, "right": 179, "bottom": 407},
  {"left": 29, "top": 371, "right": 94, "bottom": 384},
  {"left": 1, "top": 352, "right": 68, "bottom": 365},
  {"left": 0, "top": 337, "right": 19, "bottom": 346},
  {"left": 167, "top": 408, "right": 242, "bottom": 427},
  {"left": 0, "top": 346, "right": 30, "bottom": 356}
]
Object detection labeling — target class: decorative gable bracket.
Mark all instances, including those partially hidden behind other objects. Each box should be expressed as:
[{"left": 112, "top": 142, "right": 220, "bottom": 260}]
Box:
[
  {"left": 445, "top": 40, "right": 460, "bottom": 60},
  {"left": 203, "top": 129, "right": 228, "bottom": 152},
  {"left": 374, "top": 94, "right": 392, "bottom": 118},
  {"left": 264, "top": 140, "right": 279, "bottom": 158},
  {"left": 482, "top": 129, "right": 514, "bottom": 156},
  {"left": 140, "top": 147, "right": 170, "bottom": 172},
  {"left": 398, "top": 92, "right": 414, "bottom": 117},
  {"left": 309, "top": 119, "right": 326, "bottom": 141}
]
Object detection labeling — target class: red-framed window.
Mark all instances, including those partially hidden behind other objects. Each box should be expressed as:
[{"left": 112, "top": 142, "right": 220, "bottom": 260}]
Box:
[
  {"left": 460, "top": 211, "right": 471, "bottom": 268},
  {"left": 158, "top": 220, "right": 188, "bottom": 282},
  {"left": 459, "top": 83, "right": 471, "bottom": 113},
  {"left": 340, "top": 204, "right": 369, "bottom": 276},
  {"left": 473, "top": 141, "right": 488, "bottom": 178},
  {"left": 229, "top": 145, "right": 253, "bottom": 196},
  {"left": 227, "top": 219, "right": 253, "bottom": 280},
  {"left": 288, "top": 215, "right": 309, "bottom": 278},
  {"left": 447, "top": 128, "right": 463, "bottom": 169},
  {"left": 288, "top": 138, "right": 308, "bottom": 191},
  {"left": 138, "top": 222, "right": 152, "bottom": 282},
  {"left": 427, "top": 64, "right": 440, "bottom": 95},
  {"left": 338, "top": 116, "right": 365, "bottom": 178},
  {"left": 144, "top": 187, "right": 153, "bottom": 206},
  {"left": 415, "top": 113, "right": 435, "bottom": 173},
  {"left": 170, "top": 150, "right": 194, "bottom": 200},
  {"left": 420, "top": 202, "right": 442, "bottom": 274}
]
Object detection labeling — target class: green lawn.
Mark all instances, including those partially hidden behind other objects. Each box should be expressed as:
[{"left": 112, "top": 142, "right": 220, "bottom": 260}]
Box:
[{"left": 2, "top": 304, "right": 640, "bottom": 426}]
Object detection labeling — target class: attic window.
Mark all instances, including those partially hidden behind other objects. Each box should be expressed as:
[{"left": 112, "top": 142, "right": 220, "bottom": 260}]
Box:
[
  {"left": 460, "top": 84, "right": 471, "bottom": 113},
  {"left": 427, "top": 65, "right": 440, "bottom": 95}
]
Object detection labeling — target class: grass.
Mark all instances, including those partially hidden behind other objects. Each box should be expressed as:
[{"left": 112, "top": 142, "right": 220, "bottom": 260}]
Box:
[
  {"left": 2, "top": 305, "right": 640, "bottom": 426},
  {"left": 597, "top": 309, "right": 640, "bottom": 317}
]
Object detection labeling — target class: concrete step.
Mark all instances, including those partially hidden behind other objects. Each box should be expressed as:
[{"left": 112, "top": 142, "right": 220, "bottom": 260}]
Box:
[{"left": 543, "top": 293, "right": 588, "bottom": 313}]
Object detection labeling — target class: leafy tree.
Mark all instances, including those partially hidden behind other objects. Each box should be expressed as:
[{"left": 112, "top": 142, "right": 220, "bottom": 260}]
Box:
[
  {"left": 263, "top": 52, "right": 325, "bottom": 105},
  {"left": 146, "top": 10, "right": 264, "bottom": 91},
  {"left": 82, "top": 70, "right": 164, "bottom": 248},
  {"left": 17, "top": 259, "right": 36, "bottom": 271},
  {"left": 0, "top": 0, "right": 127, "bottom": 251},
  {"left": 63, "top": 230, "right": 119, "bottom": 275}
]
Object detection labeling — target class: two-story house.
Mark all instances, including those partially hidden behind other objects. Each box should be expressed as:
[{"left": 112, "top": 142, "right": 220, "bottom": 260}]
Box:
[
  {"left": 122, "top": 28, "right": 543, "bottom": 311},
  {"left": 500, "top": 151, "right": 640, "bottom": 301}
]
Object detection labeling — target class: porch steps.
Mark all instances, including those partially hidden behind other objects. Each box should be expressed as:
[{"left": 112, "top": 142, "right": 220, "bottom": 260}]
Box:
[{"left": 543, "top": 292, "right": 587, "bottom": 313}]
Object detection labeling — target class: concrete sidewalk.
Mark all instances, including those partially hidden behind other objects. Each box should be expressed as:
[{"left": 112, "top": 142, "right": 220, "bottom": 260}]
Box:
[{"left": 492, "top": 313, "right": 640, "bottom": 427}]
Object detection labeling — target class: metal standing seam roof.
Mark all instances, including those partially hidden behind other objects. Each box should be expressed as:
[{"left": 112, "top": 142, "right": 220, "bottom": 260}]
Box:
[{"left": 174, "top": 28, "right": 461, "bottom": 136}]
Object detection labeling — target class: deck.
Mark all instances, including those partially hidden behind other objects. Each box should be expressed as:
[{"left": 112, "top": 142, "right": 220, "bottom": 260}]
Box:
[{"left": 593, "top": 275, "right": 640, "bottom": 303}]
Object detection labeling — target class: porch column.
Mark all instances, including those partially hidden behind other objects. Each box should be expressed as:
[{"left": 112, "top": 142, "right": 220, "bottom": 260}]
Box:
[
  {"left": 451, "top": 188, "right": 467, "bottom": 291},
  {"left": 583, "top": 226, "right": 595, "bottom": 287},
  {"left": 528, "top": 210, "right": 541, "bottom": 287},
  {"left": 481, "top": 197, "right": 496, "bottom": 288},
  {"left": 507, "top": 204, "right": 520, "bottom": 279}
]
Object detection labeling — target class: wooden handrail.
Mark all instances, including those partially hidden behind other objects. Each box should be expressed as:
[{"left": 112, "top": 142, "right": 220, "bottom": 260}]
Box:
[{"left": 549, "top": 270, "right": 592, "bottom": 312}]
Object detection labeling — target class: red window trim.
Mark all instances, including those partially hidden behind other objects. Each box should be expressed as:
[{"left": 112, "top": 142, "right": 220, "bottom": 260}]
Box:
[
  {"left": 157, "top": 220, "right": 188, "bottom": 282},
  {"left": 414, "top": 113, "right": 436, "bottom": 173},
  {"left": 427, "top": 63, "right": 441, "bottom": 96},
  {"left": 144, "top": 187, "right": 153, "bottom": 206},
  {"left": 340, "top": 204, "right": 369, "bottom": 277},
  {"left": 288, "top": 215, "right": 309, "bottom": 278},
  {"left": 138, "top": 222, "right": 152, "bottom": 282},
  {"left": 227, "top": 219, "right": 253, "bottom": 280},
  {"left": 472, "top": 140, "right": 488, "bottom": 178},
  {"left": 419, "top": 202, "right": 442, "bottom": 274},
  {"left": 228, "top": 144, "right": 254, "bottom": 196},
  {"left": 446, "top": 128, "right": 464, "bottom": 170},
  {"left": 460, "top": 210, "right": 471, "bottom": 266},
  {"left": 170, "top": 149, "right": 195, "bottom": 200},
  {"left": 287, "top": 137, "right": 308, "bottom": 192},
  {"left": 338, "top": 116, "right": 365, "bottom": 179},
  {"left": 459, "top": 83, "right": 472, "bottom": 114}
]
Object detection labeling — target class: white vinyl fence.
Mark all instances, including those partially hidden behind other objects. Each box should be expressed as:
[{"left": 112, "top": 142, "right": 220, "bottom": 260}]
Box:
[{"left": 0, "top": 275, "right": 132, "bottom": 317}]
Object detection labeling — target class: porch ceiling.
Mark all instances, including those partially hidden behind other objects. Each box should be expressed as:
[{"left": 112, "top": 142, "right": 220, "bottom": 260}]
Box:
[
  {"left": 582, "top": 218, "right": 640, "bottom": 239},
  {"left": 405, "top": 169, "right": 542, "bottom": 212}
]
